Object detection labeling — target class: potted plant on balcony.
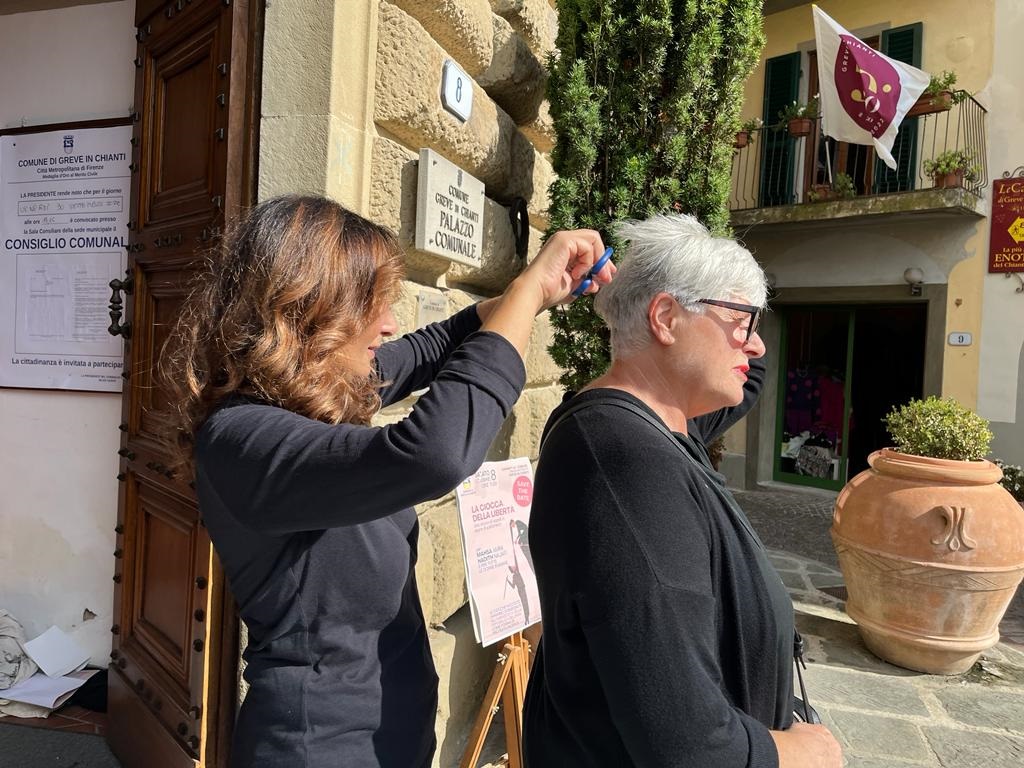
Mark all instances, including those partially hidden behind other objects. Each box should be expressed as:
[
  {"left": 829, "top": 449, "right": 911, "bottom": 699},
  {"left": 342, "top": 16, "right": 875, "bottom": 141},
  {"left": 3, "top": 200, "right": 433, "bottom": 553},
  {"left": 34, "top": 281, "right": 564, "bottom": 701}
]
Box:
[
  {"left": 778, "top": 96, "right": 819, "bottom": 138},
  {"left": 831, "top": 396, "right": 1024, "bottom": 674},
  {"left": 808, "top": 172, "right": 857, "bottom": 202},
  {"left": 907, "top": 70, "right": 968, "bottom": 117},
  {"left": 923, "top": 149, "right": 979, "bottom": 189},
  {"left": 734, "top": 117, "right": 762, "bottom": 149}
]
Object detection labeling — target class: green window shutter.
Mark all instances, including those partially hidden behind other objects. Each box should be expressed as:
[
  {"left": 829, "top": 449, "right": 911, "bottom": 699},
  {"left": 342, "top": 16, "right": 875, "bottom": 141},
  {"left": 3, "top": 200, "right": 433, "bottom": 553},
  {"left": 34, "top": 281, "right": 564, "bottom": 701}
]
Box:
[
  {"left": 874, "top": 23, "right": 923, "bottom": 193},
  {"left": 760, "top": 52, "right": 800, "bottom": 207}
]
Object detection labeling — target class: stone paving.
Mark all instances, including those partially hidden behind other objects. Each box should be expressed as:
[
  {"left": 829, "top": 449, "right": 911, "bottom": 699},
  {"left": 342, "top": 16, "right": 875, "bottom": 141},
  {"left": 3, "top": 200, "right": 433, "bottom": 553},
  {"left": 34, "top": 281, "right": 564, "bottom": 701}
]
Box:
[{"left": 743, "top": 484, "right": 1024, "bottom": 768}]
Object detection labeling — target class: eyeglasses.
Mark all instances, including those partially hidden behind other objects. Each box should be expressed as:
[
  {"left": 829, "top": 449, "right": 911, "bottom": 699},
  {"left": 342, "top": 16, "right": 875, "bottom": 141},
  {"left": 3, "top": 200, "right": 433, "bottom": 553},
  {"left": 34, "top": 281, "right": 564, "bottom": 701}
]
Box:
[{"left": 698, "top": 298, "right": 762, "bottom": 343}]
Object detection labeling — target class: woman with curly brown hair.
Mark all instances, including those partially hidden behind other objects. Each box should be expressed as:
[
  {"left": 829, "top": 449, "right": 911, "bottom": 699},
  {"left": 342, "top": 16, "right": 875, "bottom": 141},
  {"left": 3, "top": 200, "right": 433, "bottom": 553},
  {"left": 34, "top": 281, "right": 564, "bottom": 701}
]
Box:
[{"left": 161, "top": 195, "right": 612, "bottom": 768}]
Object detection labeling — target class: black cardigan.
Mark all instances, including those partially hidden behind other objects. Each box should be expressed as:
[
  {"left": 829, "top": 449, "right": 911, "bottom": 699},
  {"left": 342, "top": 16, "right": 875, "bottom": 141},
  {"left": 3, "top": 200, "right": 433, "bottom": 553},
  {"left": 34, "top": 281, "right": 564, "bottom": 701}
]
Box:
[
  {"left": 522, "top": 355, "right": 793, "bottom": 768},
  {"left": 194, "top": 307, "right": 525, "bottom": 768}
]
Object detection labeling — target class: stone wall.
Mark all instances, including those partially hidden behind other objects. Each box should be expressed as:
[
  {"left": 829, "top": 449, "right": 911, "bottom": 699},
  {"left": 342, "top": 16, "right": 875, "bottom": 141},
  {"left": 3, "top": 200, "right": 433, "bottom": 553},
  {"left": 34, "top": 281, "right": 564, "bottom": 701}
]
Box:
[{"left": 371, "top": 1, "right": 558, "bottom": 762}]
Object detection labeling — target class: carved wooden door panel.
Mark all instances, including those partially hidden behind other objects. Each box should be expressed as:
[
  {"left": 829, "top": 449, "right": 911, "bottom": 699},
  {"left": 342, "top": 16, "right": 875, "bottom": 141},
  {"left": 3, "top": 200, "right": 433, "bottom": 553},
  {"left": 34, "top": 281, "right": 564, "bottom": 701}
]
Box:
[{"left": 109, "top": 1, "right": 258, "bottom": 767}]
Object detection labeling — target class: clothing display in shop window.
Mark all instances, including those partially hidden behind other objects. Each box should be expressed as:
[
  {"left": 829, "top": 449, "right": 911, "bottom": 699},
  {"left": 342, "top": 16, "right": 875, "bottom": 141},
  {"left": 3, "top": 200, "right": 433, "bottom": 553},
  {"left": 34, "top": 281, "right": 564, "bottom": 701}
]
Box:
[
  {"left": 796, "top": 445, "right": 833, "bottom": 479},
  {"left": 816, "top": 372, "right": 846, "bottom": 451},
  {"left": 784, "top": 367, "right": 818, "bottom": 436}
]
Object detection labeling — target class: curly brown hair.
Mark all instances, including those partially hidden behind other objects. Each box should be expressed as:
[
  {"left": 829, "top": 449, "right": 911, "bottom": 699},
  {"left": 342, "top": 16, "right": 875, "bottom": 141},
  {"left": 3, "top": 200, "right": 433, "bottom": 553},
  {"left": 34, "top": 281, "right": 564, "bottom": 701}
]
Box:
[{"left": 160, "top": 195, "right": 405, "bottom": 475}]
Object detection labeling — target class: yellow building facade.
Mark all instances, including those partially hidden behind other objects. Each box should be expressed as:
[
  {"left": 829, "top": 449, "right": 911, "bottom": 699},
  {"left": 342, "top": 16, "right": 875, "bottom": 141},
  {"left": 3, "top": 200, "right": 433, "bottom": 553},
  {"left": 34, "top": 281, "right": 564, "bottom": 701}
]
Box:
[{"left": 723, "top": 0, "right": 1023, "bottom": 492}]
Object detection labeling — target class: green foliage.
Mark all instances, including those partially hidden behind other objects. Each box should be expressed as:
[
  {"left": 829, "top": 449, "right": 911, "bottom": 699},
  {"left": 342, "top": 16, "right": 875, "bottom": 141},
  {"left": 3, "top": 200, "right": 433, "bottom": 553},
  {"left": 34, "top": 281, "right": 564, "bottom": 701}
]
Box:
[
  {"left": 740, "top": 117, "right": 763, "bottom": 133},
  {"left": 807, "top": 172, "right": 856, "bottom": 202},
  {"left": 923, "top": 70, "right": 969, "bottom": 106},
  {"left": 546, "top": 0, "right": 766, "bottom": 390},
  {"left": 923, "top": 149, "right": 979, "bottom": 182},
  {"left": 884, "top": 396, "right": 993, "bottom": 461},
  {"left": 777, "top": 95, "right": 820, "bottom": 124},
  {"left": 925, "top": 70, "right": 958, "bottom": 95},
  {"left": 995, "top": 460, "right": 1024, "bottom": 502},
  {"left": 832, "top": 172, "right": 857, "bottom": 198}
]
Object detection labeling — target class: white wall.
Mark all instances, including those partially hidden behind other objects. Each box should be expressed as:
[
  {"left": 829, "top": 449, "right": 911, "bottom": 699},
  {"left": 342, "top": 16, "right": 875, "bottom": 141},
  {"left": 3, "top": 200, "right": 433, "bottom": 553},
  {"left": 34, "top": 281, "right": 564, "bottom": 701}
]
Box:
[
  {"left": 977, "top": 0, "right": 1024, "bottom": 463},
  {"left": 0, "top": 0, "right": 135, "bottom": 663}
]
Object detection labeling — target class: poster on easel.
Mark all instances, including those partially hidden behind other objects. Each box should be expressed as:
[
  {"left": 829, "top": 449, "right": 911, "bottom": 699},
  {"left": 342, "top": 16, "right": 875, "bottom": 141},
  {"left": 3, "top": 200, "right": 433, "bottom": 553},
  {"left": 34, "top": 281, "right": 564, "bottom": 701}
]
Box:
[
  {"left": 455, "top": 457, "right": 541, "bottom": 647},
  {"left": 0, "top": 123, "right": 131, "bottom": 392}
]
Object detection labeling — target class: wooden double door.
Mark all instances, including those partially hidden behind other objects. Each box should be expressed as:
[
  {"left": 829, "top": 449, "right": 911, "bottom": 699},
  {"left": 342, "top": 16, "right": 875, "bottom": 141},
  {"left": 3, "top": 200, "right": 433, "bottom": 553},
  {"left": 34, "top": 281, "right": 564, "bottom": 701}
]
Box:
[{"left": 109, "top": 1, "right": 259, "bottom": 766}]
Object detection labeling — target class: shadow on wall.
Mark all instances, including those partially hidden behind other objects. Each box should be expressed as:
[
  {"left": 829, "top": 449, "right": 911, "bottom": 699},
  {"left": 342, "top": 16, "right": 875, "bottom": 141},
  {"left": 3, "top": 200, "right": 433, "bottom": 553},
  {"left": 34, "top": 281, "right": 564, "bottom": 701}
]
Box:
[{"left": 990, "top": 339, "right": 1024, "bottom": 463}]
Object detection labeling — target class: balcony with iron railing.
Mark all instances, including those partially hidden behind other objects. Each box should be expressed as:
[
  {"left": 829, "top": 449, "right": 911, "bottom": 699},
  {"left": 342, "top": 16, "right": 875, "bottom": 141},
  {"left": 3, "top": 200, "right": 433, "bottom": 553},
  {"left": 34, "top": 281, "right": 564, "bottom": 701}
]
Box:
[{"left": 729, "top": 91, "right": 987, "bottom": 229}]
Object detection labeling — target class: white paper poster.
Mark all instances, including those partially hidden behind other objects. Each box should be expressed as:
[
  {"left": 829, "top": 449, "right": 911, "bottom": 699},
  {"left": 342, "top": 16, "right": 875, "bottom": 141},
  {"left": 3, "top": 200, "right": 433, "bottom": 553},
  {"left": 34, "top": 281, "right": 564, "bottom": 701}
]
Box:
[
  {"left": 0, "top": 125, "right": 131, "bottom": 391},
  {"left": 455, "top": 458, "right": 541, "bottom": 646}
]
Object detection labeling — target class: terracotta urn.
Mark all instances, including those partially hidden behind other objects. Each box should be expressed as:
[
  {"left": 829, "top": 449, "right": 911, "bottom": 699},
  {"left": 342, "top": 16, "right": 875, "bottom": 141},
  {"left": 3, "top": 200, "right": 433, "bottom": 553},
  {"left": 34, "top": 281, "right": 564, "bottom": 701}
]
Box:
[
  {"left": 733, "top": 130, "right": 751, "bottom": 149},
  {"left": 831, "top": 449, "right": 1024, "bottom": 674}
]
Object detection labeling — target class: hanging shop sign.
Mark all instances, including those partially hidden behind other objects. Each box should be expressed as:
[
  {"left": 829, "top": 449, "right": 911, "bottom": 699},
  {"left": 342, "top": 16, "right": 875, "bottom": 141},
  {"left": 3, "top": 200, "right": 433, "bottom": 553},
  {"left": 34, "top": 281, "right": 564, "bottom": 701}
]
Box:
[{"left": 989, "top": 177, "right": 1024, "bottom": 273}]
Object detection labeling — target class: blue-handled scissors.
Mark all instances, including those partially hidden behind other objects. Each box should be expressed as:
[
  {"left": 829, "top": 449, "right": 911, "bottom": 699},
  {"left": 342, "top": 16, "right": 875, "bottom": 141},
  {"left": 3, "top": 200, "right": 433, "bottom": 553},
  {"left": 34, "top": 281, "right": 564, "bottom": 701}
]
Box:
[{"left": 571, "top": 246, "right": 614, "bottom": 297}]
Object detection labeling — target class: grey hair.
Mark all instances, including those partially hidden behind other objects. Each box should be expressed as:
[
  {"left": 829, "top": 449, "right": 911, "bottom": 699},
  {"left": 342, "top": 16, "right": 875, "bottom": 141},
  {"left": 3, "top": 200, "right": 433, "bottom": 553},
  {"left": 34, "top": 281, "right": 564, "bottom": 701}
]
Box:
[{"left": 593, "top": 213, "right": 767, "bottom": 357}]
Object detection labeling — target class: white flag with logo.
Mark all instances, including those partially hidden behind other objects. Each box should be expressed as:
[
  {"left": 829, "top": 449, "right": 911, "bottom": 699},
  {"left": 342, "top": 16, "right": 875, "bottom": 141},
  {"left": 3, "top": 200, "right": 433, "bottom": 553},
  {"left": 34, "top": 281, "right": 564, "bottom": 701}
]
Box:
[{"left": 812, "top": 5, "right": 930, "bottom": 170}]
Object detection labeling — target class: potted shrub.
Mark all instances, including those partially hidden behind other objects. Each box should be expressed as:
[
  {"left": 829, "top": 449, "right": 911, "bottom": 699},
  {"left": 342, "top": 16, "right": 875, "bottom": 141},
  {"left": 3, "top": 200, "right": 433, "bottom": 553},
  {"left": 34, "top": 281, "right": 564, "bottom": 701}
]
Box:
[
  {"left": 907, "top": 70, "right": 969, "bottom": 117},
  {"left": 831, "top": 397, "right": 1024, "bottom": 674},
  {"left": 808, "top": 172, "right": 856, "bottom": 202},
  {"left": 778, "top": 96, "right": 819, "bottom": 138},
  {"left": 734, "top": 117, "right": 762, "bottom": 149},
  {"left": 923, "top": 149, "right": 979, "bottom": 189}
]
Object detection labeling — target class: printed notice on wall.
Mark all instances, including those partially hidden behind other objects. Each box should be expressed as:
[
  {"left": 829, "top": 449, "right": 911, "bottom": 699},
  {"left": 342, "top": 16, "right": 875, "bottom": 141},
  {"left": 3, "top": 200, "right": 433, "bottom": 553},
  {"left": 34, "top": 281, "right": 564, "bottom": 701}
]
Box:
[
  {"left": 455, "top": 458, "right": 540, "bottom": 646},
  {"left": 0, "top": 126, "right": 130, "bottom": 391}
]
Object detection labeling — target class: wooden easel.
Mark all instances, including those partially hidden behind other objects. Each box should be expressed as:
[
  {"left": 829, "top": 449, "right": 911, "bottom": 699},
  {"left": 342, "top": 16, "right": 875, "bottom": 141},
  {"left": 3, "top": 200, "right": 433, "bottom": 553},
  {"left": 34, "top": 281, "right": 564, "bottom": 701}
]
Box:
[{"left": 460, "top": 632, "right": 532, "bottom": 768}]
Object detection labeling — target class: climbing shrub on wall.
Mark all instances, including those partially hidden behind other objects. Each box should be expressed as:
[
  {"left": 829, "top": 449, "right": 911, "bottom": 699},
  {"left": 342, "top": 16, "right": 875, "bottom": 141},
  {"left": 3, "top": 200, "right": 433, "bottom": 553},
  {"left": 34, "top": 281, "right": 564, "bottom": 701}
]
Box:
[{"left": 547, "top": 0, "right": 765, "bottom": 389}]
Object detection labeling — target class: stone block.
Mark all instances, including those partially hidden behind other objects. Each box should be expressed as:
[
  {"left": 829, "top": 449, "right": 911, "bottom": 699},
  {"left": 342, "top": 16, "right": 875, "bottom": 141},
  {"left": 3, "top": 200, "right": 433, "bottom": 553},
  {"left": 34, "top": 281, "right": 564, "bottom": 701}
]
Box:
[
  {"left": 261, "top": 0, "right": 335, "bottom": 116},
  {"left": 524, "top": 312, "right": 564, "bottom": 387},
  {"left": 923, "top": 726, "right": 1024, "bottom": 767},
  {"left": 419, "top": 497, "right": 470, "bottom": 623},
  {"left": 519, "top": 99, "right": 555, "bottom": 154},
  {"left": 826, "top": 710, "right": 930, "bottom": 762},
  {"left": 508, "top": 132, "right": 552, "bottom": 231},
  {"left": 933, "top": 685, "right": 1024, "bottom": 732},
  {"left": 802, "top": 665, "right": 930, "bottom": 716},
  {"left": 430, "top": 605, "right": 499, "bottom": 767},
  {"left": 445, "top": 286, "right": 485, "bottom": 313},
  {"left": 258, "top": 115, "right": 331, "bottom": 200},
  {"left": 478, "top": 15, "right": 547, "bottom": 128},
  {"left": 376, "top": 2, "right": 514, "bottom": 192},
  {"left": 509, "top": 384, "right": 564, "bottom": 460},
  {"left": 391, "top": 0, "right": 494, "bottom": 76},
  {"left": 489, "top": 0, "right": 558, "bottom": 59}
]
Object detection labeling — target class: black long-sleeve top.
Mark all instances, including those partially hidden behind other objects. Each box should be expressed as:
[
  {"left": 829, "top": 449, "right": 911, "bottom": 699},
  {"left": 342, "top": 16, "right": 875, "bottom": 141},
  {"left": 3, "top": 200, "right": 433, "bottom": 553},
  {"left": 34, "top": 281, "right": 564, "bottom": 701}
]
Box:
[
  {"left": 522, "top": 356, "right": 794, "bottom": 768},
  {"left": 194, "top": 306, "right": 525, "bottom": 768}
]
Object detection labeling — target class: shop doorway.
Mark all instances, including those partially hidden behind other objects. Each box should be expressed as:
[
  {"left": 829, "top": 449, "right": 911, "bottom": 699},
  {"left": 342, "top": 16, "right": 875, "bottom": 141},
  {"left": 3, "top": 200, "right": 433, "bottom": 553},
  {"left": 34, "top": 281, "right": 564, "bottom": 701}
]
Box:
[{"left": 774, "top": 304, "right": 927, "bottom": 490}]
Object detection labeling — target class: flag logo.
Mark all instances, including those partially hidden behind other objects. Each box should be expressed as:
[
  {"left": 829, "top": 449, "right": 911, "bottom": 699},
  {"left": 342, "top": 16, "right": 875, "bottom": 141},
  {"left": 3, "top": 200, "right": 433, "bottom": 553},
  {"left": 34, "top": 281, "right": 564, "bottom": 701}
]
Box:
[{"left": 835, "top": 36, "right": 901, "bottom": 137}]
